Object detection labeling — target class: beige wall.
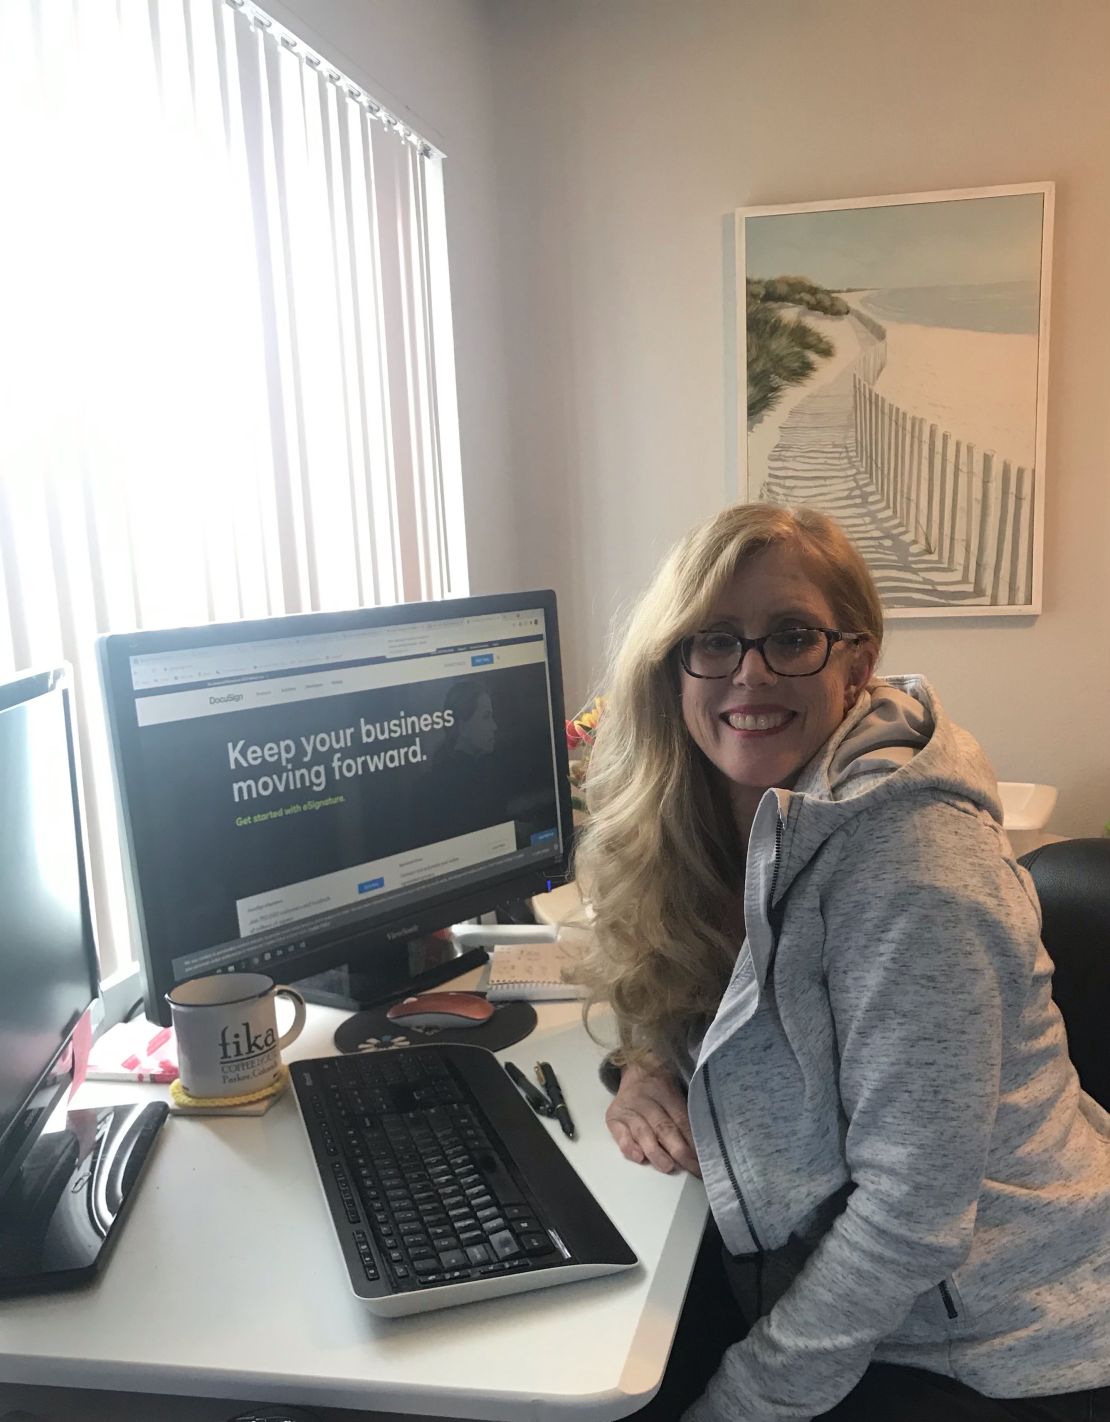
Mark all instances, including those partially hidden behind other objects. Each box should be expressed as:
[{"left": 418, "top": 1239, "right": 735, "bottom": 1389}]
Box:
[
  {"left": 282, "top": 0, "right": 1110, "bottom": 838},
  {"left": 487, "top": 0, "right": 1110, "bottom": 837}
]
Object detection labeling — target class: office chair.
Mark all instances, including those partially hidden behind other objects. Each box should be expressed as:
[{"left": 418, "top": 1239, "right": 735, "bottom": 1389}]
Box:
[{"left": 1018, "top": 837, "right": 1110, "bottom": 1110}]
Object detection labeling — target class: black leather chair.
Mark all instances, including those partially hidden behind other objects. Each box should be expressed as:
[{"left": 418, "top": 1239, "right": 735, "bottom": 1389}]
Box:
[{"left": 1019, "top": 837, "right": 1110, "bottom": 1110}]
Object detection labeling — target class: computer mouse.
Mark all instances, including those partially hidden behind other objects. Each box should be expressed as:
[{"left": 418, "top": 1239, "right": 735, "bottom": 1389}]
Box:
[{"left": 385, "top": 991, "right": 495, "bottom": 1030}]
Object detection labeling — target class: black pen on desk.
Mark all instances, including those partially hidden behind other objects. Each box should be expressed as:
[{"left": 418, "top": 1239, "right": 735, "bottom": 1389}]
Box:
[
  {"left": 504, "top": 1060, "right": 554, "bottom": 1117},
  {"left": 535, "top": 1061, "right": 575, "bottom": 1139}
]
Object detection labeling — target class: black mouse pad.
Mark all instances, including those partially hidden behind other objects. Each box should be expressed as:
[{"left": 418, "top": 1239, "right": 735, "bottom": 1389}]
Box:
[{"left": 333, "top": 999, "right": 538, "bottom": 1055}]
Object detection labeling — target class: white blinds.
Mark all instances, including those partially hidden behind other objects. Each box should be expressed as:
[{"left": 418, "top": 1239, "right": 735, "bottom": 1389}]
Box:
[{"left": 0, "top": 0, "right": 467, "bottom": 977}]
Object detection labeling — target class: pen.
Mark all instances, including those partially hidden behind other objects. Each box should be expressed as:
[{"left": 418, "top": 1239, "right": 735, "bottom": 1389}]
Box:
[
  {"left": 535, "top": 1061, "right": 575, "bottom": 1140},
  {"left": 504, "top": 1061, "right": 554, "bottom": 1117}
]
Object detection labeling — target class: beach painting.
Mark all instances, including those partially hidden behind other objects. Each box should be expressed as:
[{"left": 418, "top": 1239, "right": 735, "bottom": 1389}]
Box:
[{"left": 734, "top": 183, "right": 1053, "bottom": 615}]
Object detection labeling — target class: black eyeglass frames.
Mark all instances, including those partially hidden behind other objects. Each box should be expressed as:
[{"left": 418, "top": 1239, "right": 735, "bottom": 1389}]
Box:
[{"left": 678, "top": 627, "right": 866, "bottom": 679}]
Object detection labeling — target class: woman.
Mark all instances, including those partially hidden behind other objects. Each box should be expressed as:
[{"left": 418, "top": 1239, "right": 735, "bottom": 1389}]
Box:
[{"left": 574, "top": 504, "right": 1110, "bottom": 1422}]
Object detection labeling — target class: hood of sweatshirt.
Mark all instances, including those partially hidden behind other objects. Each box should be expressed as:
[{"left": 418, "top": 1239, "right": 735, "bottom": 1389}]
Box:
[{"left": 740, "top": 675, "right": 1004, "bottom": 991}]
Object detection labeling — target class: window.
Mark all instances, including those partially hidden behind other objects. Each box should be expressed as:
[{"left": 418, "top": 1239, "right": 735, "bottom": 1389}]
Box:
[{"left": 0, "top": 0, "right": 466, "bottom": 976}]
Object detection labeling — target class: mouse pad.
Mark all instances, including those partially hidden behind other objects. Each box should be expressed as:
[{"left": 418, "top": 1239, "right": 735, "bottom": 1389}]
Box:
[{"left": 333, "top": 999, "right": 538, "bottom": 1055}]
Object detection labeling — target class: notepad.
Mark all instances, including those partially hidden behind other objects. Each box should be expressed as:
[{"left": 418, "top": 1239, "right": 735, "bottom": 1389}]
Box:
[
  {"left": 486, "top": 940, "right": 584, "bottom": 1001},
  {"left": 86, "top": 1016, "right": 180, "bottom": 1084}
]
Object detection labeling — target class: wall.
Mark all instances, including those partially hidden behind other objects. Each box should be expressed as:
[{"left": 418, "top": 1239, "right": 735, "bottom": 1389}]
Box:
[
  {"left": 487, "top": 0, "right": 1110, "bottom": 837},
  {"left": 270, "top": 0, "right": 520, "bottom": 597},
  {"left": 286, "top": 1, "right": 1110, "bottom": 837}
]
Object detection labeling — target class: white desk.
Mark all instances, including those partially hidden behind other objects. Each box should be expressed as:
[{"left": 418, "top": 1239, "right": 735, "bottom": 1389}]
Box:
[{"left": 0, "top": 998, "right": 707, "bottom": 1422}]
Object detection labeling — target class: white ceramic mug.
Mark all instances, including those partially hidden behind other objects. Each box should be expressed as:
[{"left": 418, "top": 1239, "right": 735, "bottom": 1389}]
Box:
[{"left": 166, "top": 972, "right": 307, "bottom": 1099}]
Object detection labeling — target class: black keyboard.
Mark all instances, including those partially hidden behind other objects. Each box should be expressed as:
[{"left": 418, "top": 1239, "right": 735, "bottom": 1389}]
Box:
[{"left": 290, "top": 1044, "right": 637, "bottom": 1316}]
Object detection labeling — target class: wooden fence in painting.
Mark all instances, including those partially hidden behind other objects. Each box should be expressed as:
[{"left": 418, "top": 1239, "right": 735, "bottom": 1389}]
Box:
[
  {"left": 852, "top": 374, "right": 1035, "bottom": 605},
  {"left": 848, "top": 307, "right": 888, "bottom": 387}
]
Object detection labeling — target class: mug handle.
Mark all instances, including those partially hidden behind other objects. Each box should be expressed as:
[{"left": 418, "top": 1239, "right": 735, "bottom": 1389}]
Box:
[{"left": 273, "top": 985, "right": 307, "bottom": 1051}]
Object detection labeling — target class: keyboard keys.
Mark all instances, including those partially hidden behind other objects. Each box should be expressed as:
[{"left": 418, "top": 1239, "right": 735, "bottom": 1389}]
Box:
[
  {"left": 518, "top": 1233, "right": 556, "bottom": 1256},
  {"left": 488, "top": 1230, "right": 520, "bottom": 1260},
  {"left": 352, "top": 1231, "right": 379, "bottom": 1280},
  {"left": 304, "top": 1051, "right": 570, "bottom": 1297}
]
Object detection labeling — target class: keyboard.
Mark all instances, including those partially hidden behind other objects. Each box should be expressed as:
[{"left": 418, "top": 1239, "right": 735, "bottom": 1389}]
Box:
[{"left": 290, "top": 1044, "right": 637, "bottom": 1316}]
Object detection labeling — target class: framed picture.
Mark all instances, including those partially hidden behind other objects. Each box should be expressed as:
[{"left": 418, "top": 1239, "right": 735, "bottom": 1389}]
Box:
[{"left": 732, "top": 182, "right": 1053, "bottom": 616}]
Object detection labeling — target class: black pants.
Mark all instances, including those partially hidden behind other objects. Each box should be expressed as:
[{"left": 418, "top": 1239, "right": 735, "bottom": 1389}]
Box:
[
  {"left": 633, "top": 1229, "right": 1110, "bottom": 1421},
  {"left": 823, "top": 1366, "right": 1110, "bottom": 1421}
]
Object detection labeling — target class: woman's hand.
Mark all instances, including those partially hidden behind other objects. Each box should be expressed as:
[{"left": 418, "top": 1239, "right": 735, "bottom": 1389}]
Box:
[{"left": 605, "top": 1059, "right": 701, "bottom": 1176}]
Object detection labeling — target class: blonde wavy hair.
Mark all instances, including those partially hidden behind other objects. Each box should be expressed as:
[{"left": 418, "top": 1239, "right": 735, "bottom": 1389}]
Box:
[{"left": 572, "top": 503, "right": 884, "bottom": 1069}]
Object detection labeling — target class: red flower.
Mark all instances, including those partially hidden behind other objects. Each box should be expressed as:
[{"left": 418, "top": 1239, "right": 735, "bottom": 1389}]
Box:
[{"left": 566, "top": 697, "right": 604, "bottom": 750}]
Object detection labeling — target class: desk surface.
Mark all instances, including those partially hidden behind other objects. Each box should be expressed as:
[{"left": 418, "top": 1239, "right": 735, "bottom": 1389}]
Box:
[{"left": 0, "top": 996, "right": 706, "bottom": 1421}]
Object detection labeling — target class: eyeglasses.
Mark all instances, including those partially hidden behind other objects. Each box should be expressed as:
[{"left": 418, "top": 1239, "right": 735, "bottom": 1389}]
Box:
[{"left": 678, "top": 627, "right": 866, "bottom": 679}]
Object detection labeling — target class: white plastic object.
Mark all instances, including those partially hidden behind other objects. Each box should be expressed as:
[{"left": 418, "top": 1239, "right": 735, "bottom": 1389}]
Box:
[
  {"left": 997, "top": 782, "right": 1058, "bottom": 832},
  {"left": 450, "top": 921, "right": 558, "bottom": 947}
]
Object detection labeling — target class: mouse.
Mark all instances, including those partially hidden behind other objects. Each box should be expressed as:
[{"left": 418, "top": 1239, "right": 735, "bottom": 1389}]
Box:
[{"left": 384, "top": 991, "right": 495, "bottom": 1031}]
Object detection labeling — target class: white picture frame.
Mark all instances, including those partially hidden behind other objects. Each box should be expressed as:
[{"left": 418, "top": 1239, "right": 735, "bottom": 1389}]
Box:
[{"left": 732, "top": 182, "right": 1054, "bottom": 617}]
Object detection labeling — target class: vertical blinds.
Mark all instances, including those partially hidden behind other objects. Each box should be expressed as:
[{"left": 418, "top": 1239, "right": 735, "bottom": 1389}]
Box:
[{"left": 0, "top": 0, "right": 467, "bottom": 976}]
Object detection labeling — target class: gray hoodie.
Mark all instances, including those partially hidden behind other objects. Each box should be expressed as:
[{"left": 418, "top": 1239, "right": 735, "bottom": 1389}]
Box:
[{"left": 682, "top": 676, "right": 1110, "bottom": 1422}]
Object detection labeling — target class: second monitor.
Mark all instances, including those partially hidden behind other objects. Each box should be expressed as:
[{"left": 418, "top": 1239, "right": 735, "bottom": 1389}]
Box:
[{"left": 98, "top": 591, "right": 574, "bottom": 1026}]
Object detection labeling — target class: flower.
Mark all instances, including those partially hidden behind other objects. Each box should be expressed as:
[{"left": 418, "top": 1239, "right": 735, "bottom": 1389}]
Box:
[
  {"left": 566, "top": 697, "right": 604, "bottom": 811},
  {"left": 566, "top": 696, "right": 604, "bottom": 750}
]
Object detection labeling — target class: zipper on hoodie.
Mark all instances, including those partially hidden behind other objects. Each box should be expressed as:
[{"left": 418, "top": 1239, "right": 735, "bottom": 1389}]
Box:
[
  {"left": 705, "top": 1059, "right": 764, "bottom": 1253},
  {"left": 938, "top": 1280, "right": 959, "bottom": 1319},
  {"left": 768, "top": 811, "right": 784, "bottom": 908},
  {"left": 765, "top": 811, "right": 787, "bottom": 974},
  {"left": 702, "top": 806, "right": 787, "bottom": 1257}
]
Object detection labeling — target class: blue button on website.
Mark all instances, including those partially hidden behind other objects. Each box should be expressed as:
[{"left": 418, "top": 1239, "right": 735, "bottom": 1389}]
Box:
[
  {"left": 357, "top": 877, "right": 385, "bottom": 894},
  {"left": 470, "top": 653, "right": 494, "bottom": 666}
]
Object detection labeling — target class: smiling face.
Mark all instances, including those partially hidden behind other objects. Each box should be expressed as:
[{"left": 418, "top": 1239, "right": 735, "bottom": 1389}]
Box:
[{"left": 680, "top": 543, "right": 876, "bottom": 834}]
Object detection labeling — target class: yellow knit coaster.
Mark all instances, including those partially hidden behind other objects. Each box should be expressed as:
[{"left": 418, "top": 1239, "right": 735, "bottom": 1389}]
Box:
[{"left": 170, "top": 1065, "right": 289, "bottom": 1111}]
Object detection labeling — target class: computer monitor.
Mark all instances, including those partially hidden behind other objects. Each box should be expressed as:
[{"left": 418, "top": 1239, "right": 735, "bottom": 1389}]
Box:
[
  {"left": 0, "top": 666, "right": 166, "bottom": 1295},
  {"left": 98, "top": 591, "right": 575, "bottom": 1027},
  {"left": 0, "top": 668, "right": 99, "bottom": 1199}
]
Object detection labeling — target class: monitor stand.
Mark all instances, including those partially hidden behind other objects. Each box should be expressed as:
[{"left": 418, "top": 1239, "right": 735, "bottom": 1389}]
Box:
[
  {"left": 292, "top": 931, "right": 491, "bottom": 1013},
  {"left": 0, "top": 1100, "right": 168, "bottom": 1296},
  {"left": 291, "top": 922, "right": 558, "bottom": 1013}
]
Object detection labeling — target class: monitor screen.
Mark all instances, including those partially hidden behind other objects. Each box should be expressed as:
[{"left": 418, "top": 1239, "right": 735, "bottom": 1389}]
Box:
[
  {"left": 0, "top": 668, "right": 99, "bottom": 1197},
  {"left": 99, "top": 592, "right": 574, "bottom": 1025}
]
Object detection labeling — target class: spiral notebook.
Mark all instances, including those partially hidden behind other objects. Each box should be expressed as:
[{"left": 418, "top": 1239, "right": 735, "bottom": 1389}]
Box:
[{"left": 486, "top": 941, "right": 584, "bottom": 1002}]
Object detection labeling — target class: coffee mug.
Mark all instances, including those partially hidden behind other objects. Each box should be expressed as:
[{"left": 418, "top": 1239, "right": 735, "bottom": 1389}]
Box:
[{"left": 166, "top": 972, "right": 307, "bottom": 1099}]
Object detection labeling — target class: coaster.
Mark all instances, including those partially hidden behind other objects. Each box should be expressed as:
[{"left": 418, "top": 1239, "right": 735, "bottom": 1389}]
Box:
[
  {"left": 333, "top": 1000, "right": 538, "bottom": 1055},
  {"left": 169, "top": 1066, "right": 289, "bottom": 1116}
]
